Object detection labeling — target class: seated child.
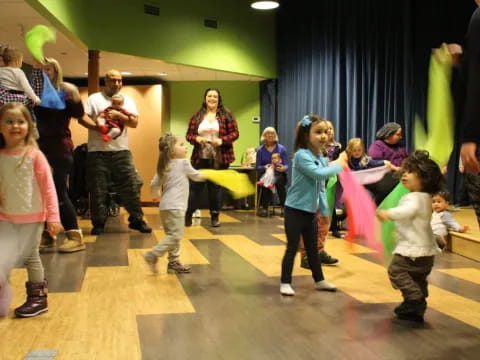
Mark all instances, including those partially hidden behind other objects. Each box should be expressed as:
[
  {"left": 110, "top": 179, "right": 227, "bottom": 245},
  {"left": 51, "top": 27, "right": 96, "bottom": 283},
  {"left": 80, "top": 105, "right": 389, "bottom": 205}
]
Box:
[
  {"left": 257, "top": 152, "right": 285, "bottom": 191},
  {"left": 431, "top": 191, "right": 468, "bottom": 249},
  {"left": 346, "top": 138, "right": 396, "bottom": 171},
  {"left": 96, "top": 94, "right": 131, "bottom": 142}
]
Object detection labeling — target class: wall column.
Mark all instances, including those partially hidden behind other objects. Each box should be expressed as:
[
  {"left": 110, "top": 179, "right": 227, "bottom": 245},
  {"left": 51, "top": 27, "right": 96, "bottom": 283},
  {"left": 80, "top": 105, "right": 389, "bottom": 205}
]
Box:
[{"left": 88, "top": 50, "right": 100, "bottom": 95}]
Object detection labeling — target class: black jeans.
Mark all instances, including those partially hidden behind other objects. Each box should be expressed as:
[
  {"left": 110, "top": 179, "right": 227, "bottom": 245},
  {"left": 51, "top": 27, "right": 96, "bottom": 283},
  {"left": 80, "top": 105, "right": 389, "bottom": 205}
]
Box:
[
  {"left": 187, "top": 159, "right": 227, "bottom": 216},
  {"left": 48, "top": 155, "right": 79, "bottom": 230},
  {"left": 281, "top": 206, "right": 325, "bottom": 283}
]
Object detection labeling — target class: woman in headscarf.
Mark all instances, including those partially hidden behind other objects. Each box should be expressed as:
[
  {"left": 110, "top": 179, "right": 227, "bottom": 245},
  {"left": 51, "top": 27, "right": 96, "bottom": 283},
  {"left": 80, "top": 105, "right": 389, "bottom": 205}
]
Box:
[
  {"left": 366, "top": 122, "right": 409, "bottom": 204},
  {"left": 368, "top": 122, "right": 408, "bottom": 168}
]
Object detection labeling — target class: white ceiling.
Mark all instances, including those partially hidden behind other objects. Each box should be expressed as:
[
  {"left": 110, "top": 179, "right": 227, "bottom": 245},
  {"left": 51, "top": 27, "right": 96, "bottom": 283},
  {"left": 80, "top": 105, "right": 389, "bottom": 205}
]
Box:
[{"left": 0, "top": 0, "right": 264, "bottom": 81}]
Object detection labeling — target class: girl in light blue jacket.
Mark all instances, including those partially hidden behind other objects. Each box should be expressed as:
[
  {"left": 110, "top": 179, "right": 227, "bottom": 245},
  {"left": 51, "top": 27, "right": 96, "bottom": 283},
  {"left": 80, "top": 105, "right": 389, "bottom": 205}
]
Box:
[{"left": 280, "top": 115, "right": 347, "bottom": 296}]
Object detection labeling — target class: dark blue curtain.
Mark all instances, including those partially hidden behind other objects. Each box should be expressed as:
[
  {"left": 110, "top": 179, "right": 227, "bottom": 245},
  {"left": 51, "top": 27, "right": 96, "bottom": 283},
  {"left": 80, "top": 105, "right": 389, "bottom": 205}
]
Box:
[
  {"left": 266, "top": 0, "right": 474, "bottom": 162},
  {"left": 260, "top": 79, "right": 277, "bottom": 129}
]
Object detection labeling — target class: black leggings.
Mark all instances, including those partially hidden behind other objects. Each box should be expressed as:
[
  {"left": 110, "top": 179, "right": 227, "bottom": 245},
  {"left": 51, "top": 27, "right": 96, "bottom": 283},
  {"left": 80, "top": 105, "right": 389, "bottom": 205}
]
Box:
[
  {"left": 48, "top": 155, "right": 79, "bottom": 230},
  {"left": 281, "top": 206, "right": 325, "bottom": 284}
]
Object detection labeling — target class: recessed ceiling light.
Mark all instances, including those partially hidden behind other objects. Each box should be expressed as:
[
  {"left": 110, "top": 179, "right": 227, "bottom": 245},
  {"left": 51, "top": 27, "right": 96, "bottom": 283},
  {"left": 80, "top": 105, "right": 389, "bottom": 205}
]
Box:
[
  {"left": 121, "top": 71, "right": 132, "bottom": 75},
  {"left": 157, "top": 72, "right": 168, "bottom": 76},
  {"left": 250, "top": 1, "right": 279, "bottom": 10}
]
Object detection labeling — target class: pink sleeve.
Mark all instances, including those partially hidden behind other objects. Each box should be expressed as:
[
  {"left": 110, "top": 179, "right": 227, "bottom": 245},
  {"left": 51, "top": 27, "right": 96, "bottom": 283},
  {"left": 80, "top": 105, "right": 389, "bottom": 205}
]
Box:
[{"left": 33, "top": 149, "right": 60, "bottom": 223}]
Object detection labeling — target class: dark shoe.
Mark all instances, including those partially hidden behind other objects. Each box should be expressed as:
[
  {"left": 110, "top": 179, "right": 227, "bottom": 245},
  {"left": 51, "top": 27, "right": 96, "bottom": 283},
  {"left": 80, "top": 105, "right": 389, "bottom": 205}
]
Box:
[
  {"left": 91, "top": 225, "right": 105, "bottom": 235},
  {"left": 332, "top": 231, "right": 344, "bottom": 239},
  {"left": 185, "top": 213, "right": 193, "bottom": 227},
  {"left": 211, "top": 212, "right": 220, "bottom": 227},
  {"left": 257, "top": 207, "right": 268, "bottom": 217},
  {"left": 167, "top": 261, "right": 192, "bottom": 274},
  {"left": 15, "top": 280, "right": 48, "bottom": 318},
  {"left": 394, "top": 299, "right": 426, "bottom": 322},
  {"left": 300, "top": 255, "right": 310, "bottom": 269},
  {"left": 396, "top": 312, "right": 424, "bottom": 322},
  {"left": 318, "top": 250, "right": 339, "bottom": 265},
  {"left": 129, "top": 220, "right": 152, "bottom": 233}
]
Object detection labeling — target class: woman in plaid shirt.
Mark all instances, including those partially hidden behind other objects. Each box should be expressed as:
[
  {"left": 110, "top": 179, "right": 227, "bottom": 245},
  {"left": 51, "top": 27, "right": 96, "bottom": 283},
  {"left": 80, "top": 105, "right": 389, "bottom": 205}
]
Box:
[{"left": 185, "top": 88, "right": 239, "bottom": 227}]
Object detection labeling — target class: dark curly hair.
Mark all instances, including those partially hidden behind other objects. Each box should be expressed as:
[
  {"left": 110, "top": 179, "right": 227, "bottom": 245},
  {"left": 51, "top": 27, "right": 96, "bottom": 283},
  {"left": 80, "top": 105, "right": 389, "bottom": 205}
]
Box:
[
  {"left": 433, "top": 190, "right": 450, "bottom": 202},
  {"left": 401, "top": 150, "right": 443, "bottom": 194}
]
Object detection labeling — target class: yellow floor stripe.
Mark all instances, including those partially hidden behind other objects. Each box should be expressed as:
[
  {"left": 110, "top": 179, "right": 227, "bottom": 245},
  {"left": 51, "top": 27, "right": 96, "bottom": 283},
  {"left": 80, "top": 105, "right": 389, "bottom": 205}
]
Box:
[
  {"left": 429, "top": 287, "right": 480, "bottom": 328},
  {"left": 216, "top": 234, "right": 480, "bottom": 328},
  {"left": 437, "top": 268, "right": 480, "bottom": 285},
  {"left": 0, "top": 251, "right": 197, "bottom": 360}
]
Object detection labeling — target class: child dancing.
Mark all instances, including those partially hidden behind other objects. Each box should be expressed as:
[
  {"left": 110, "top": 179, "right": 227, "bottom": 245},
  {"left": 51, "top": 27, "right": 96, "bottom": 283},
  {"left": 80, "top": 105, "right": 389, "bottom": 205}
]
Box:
[
  {"left": 0, "top": 102, "right": 61, "bottom": 318},
  {"left": 144, "top": 133, "right": 205, "bottom": 274},
  {"left": 377, "top": 150, "right": 443, "bottom": 322},
  {"left": 280, "top": 115, "right": 347, "bottom": 296}
]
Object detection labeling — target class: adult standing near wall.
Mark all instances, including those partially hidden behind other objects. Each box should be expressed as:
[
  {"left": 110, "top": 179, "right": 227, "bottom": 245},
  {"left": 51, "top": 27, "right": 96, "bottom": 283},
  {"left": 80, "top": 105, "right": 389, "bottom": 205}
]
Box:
[
  {"left": 79, "top": 70, "right": 151, "bottom": 235},
  {"left": 30, "top": 58, "right": 86, "bottom": 252},
  {"left": 185, "top": 88, "right": 239, "bottom": 227},
  {"left": 255, "top": 127, "right": 288, "bottom": 217}
]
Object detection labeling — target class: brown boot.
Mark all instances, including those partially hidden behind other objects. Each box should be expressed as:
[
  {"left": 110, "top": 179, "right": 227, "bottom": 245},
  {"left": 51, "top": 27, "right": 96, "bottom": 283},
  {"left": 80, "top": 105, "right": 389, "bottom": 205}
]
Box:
[
  {"left": 58, "top": 230, "right": 86, "bottom": 253},
  {"left": 15, "top": 280, "right": 48, "bottom": 318},
  {"left": 39, "top": 230, "right": 55, "bottom": 253}
]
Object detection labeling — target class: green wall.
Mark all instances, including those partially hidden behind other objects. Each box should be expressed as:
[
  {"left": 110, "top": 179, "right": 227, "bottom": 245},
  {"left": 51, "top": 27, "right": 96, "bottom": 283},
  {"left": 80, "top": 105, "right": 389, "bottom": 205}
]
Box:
[
  {"left": 27, "top": 0, "right": 276, "bottom": 78},
  {"left": 168, "top": 81, "right": 260, "bottom": 166}
]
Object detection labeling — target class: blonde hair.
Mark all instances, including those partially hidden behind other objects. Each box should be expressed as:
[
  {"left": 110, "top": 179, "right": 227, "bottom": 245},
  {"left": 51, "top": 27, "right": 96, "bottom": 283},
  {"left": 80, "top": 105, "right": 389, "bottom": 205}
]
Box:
[
  {"left": 346, "top": 138, "right": 369, "bottom": 166},
  {"left": 44, "top": 57, "right": 63, "bottom": 89},
  {"left": 0, "top": 46, "right": 22, "bottom": 65},
  {"left": 0, "top": 102, "right": 38, "bottom": 166},
  {"left": 260, "top": 127, "right": 279, "bottom": 143},
  {"left": 156, "top": 133, "right": 179, "bottom": 180}
]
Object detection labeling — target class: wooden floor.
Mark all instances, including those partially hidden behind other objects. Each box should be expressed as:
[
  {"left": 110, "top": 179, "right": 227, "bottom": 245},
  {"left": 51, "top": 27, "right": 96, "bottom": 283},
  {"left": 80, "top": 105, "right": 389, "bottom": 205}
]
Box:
[{"left": 1, "top": 208, "right": 480, "bottom": 360}]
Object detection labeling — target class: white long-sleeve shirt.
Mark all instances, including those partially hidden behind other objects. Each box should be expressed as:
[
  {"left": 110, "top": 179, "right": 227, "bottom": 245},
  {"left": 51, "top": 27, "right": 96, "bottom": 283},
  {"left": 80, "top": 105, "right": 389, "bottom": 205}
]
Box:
[
  {"left": 150, "top": 159, "right": 204, "bottom": 211},
  {"left": 389, "top": 192, "right": 440, "bottom": 258},
  {"left": 0, "top": 67, "right": 40, "bottom": 104}
]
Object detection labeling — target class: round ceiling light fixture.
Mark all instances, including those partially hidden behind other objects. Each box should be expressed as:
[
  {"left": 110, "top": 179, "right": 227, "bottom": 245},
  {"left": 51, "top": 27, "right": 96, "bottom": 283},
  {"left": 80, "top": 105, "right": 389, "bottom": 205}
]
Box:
[{"left": 250, "top": 1, "right": 279, "bottom": 10}]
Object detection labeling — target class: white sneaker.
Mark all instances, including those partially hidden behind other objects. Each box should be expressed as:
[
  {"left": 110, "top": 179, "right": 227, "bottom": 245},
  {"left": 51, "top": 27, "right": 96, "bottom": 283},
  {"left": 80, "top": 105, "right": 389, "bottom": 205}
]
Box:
[
  {"left": 315, "top": 280, "right": 337, "bottom": 291},
  {"left": 193, "top": 209, "right": 202, "bottom": 218},
  {"left": 280, "top": 283, "right": 295, "bottom": 296}
]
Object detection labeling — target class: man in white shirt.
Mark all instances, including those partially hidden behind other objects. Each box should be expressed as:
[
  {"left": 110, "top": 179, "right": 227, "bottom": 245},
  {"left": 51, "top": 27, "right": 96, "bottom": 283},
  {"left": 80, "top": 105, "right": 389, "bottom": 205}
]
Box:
[{"left": 79, "top": 70, "right": 151, "bottom": 235}]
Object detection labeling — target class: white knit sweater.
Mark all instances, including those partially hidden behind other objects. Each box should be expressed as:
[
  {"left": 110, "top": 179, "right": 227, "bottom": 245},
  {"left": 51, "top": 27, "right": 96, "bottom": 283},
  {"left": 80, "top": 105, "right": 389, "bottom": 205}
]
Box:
[{"left": 389, "top": 192, "right": 440, "bottom": 258}]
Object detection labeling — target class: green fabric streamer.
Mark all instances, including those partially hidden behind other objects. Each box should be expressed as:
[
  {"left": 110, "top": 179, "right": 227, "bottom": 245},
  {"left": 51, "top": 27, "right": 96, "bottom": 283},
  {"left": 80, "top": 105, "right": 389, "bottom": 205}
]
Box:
[
  {"left": 326, "top": 175, "right": 337, "bottom": 217},
  {"left": 25, "top": 25, "right": 56, "bottom": 64},
  {"left": 414, "top": 43, "right": 454, "bottom": 166},
  {"left": 377, "top": 183, "right": 410, "bottom": 255}
]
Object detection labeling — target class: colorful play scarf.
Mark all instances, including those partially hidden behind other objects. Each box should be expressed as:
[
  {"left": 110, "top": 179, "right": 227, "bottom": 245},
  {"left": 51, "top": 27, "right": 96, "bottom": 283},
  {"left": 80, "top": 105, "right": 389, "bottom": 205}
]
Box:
[
  {"left": 199, "top": 169, "right": 255, "bottom": 199},
  {"left": 25, "top": 25, "right": 56, "bottom": 64},
  {"left": 338, "top": 169, "right": 381, "bottom": 256}
]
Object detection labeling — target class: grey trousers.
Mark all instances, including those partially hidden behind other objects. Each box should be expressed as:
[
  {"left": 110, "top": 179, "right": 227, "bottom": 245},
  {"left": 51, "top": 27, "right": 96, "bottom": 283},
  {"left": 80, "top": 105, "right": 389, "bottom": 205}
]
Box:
[
  {"left": 152, "top": 210, "right": 185, "bottom": 263},
  {"left": 388, "top": 254, "right": 434, "bottom": 301},
  {"left": 0, "top": 222, "right": 44, "bottom": 283}
]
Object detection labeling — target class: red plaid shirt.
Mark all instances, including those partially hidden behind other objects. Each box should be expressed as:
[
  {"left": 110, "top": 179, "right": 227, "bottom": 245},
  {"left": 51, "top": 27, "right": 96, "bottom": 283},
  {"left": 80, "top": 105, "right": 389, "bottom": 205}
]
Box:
[{"left": 186, "top": 110, "right": 239, "bottom": 166}]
